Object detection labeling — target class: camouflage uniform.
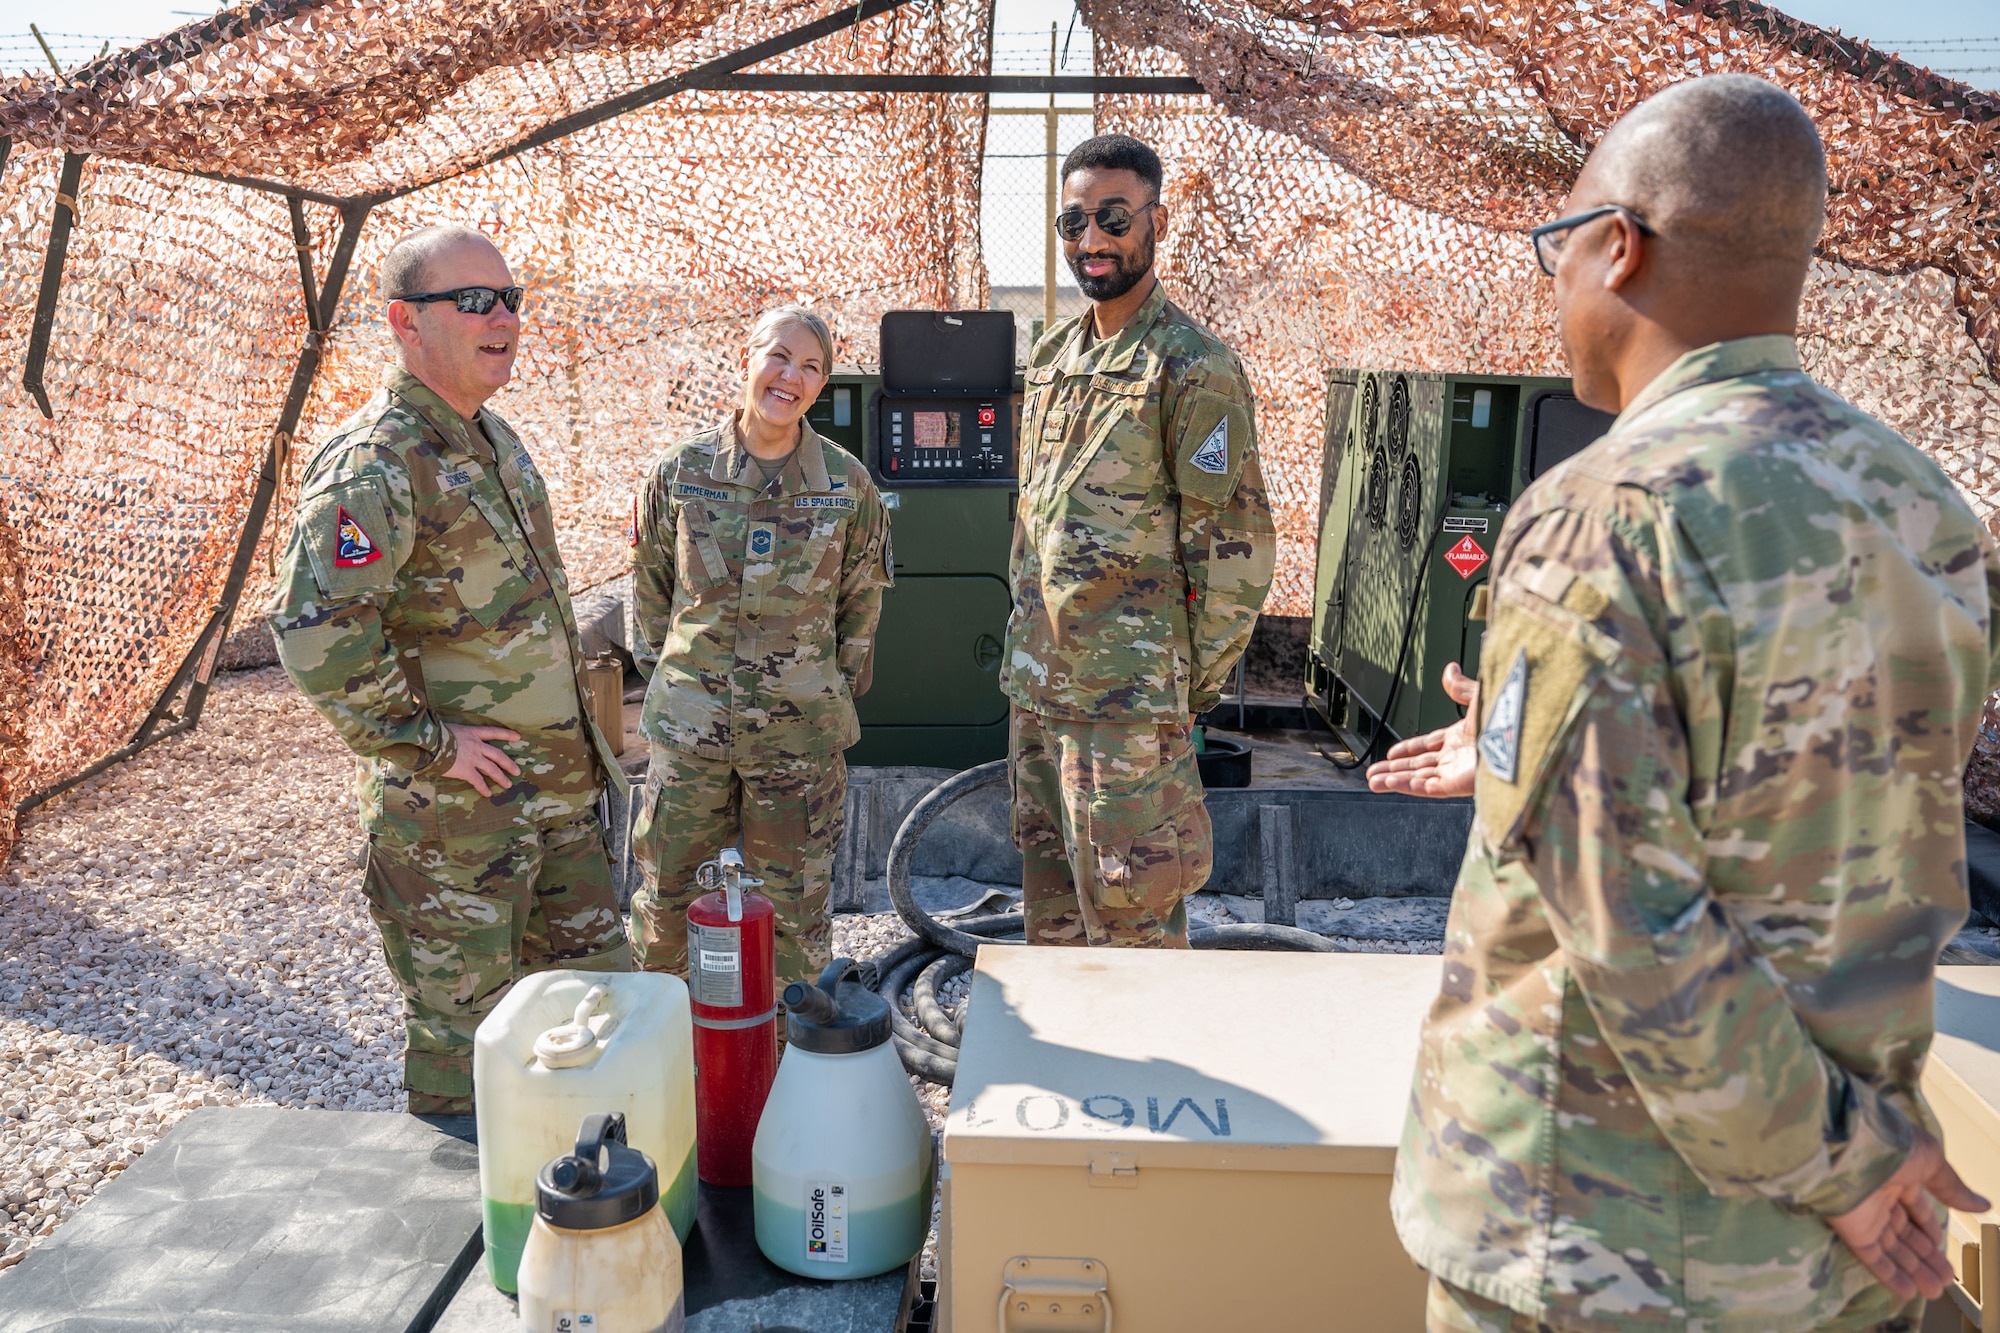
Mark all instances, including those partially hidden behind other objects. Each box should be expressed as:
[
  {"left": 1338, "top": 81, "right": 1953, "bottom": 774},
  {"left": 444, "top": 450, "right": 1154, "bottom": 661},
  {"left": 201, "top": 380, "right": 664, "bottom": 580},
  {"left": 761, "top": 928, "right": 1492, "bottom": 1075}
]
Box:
[
  {"left": 1391, "top": 337, "right": 2000, "bottom": 1333},
  {"left": 1003, "top": 281, "right": 1276, "bottom": 946},
  {"left": 628, "top": 417, "right": 890, "bottom": 999},
  {"left": 268, "top": 368, "right": 631, "bottom": 1113}
]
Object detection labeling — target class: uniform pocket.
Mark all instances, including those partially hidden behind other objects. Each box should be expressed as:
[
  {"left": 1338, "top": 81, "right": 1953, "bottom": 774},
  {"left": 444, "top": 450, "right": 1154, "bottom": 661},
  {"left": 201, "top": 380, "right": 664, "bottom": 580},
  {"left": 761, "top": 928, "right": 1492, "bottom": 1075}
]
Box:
[
  {"left": 442, "top": 494, "right": 536, "bottom": 629},
  {"left": 301, "top": 476, "right": 396, "bottom": 598},
  {"left": 1083, "top": 731, "right": 1204, "bottom": 910},
  {"left": 674, "top": 503, "right": 730, "bottom": 591}
]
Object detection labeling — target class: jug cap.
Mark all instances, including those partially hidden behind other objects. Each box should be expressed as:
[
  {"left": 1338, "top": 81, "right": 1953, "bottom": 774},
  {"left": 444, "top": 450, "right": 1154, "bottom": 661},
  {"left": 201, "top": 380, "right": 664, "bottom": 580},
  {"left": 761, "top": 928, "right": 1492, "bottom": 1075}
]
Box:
[
  {"left": 535, "top": 1112, "right": 660, "bottom": 1231},
  {"left": 781, "top": 958, "right": 891, "bottom": 1055}
]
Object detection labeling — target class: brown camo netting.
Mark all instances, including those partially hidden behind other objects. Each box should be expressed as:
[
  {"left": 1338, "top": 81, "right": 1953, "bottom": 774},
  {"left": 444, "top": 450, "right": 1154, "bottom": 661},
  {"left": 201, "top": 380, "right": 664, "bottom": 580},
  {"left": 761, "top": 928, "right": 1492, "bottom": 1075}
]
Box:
[{"left": 1, "top": 0, "right": 1997, "bottom": 860}]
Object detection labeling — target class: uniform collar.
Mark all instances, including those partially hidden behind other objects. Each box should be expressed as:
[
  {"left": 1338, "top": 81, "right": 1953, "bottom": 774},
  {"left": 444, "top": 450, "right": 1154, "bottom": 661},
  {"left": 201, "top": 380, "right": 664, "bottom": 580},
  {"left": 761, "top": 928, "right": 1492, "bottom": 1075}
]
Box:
[
  {"left": 385, "top": 366, "right": 503, "bottom": 460},
  {"left": 709, "top": 413, "right": 834, "bottom": 497},
  {"left": 1058, "top": 279, "right": 1170, "bottom": 377},
  {"left": 1617, "top": 335, "right": 1803, "bottom": 426}
]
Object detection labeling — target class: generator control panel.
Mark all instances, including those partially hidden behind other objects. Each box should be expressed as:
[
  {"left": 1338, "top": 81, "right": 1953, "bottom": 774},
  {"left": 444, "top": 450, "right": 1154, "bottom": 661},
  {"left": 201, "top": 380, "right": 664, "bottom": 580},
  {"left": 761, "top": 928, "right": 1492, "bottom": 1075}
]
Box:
[
  {"left": 871, "top": 309, "right": 1017, "bottom": 488},
  {"left": 876, "top": 398, "right": 1013, "bottom": 480}
]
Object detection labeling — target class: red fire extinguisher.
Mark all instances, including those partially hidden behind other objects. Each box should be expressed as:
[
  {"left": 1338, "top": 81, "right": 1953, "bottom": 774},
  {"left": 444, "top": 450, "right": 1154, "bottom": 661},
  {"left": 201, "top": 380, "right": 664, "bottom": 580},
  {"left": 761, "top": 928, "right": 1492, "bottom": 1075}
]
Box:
[{"left": 686, "top": 848, "right": 778, "bottom": 1187}]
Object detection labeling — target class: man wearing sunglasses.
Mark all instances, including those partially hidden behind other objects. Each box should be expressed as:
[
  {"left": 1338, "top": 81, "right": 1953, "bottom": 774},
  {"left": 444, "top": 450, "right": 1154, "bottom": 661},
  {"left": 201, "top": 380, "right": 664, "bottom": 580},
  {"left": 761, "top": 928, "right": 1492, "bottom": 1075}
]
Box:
[
  {"left": 1002, "top": 133, "right": 1275, "bottom": 948},
  {"left": 268, "top": 224, "right": 629, "bottom": 1114},
  {"left": 1368, "top": 76, "right": 2000, "bottom": 1332}
]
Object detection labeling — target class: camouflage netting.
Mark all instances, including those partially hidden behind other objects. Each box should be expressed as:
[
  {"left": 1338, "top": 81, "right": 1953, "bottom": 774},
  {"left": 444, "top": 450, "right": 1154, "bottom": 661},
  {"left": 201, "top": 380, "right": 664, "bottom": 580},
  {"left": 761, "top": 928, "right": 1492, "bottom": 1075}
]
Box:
[{"left": 2, "top": 0, "right": 1998, "bottom": 860}]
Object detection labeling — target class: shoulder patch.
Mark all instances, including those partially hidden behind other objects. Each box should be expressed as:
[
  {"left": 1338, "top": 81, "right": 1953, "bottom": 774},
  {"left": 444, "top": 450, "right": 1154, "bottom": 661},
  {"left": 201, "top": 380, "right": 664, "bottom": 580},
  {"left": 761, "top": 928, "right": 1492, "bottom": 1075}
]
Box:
[
  {"left": 334, "top": 505, "right": 383, "bottom": 567},
  {"left": 1190, "top": 419, "right": 1229, "bottom": 475},
  {"left": 1478, "top": 649, "right": 1528, "bottom": 783},
  {"left": 629, "top": 494, "right": 640, "bottom": 547}
]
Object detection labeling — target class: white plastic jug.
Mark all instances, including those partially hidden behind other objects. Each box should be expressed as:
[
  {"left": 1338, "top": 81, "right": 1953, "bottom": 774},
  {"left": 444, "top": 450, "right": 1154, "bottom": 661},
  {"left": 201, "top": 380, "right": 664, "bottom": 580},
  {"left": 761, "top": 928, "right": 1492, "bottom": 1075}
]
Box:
[
  {"left": 475, "top": 969, "right": 696, "bottom": 1294},
  {"left": 518, "top": 1112, "right": 686, "bottom": 1333},
  {"left": 752, "top": 959, "right": 932, "bottom": 1279}
]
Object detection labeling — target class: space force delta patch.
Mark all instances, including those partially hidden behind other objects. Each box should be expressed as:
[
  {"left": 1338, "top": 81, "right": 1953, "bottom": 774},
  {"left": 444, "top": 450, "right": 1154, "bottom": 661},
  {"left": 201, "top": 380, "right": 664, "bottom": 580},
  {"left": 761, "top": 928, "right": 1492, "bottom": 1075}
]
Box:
[
  {"left": 1477, "top": 648, "right": 1528, "bottom": 783},
  {"left": 1189, "top": 418, "right": 1230, "bottom": 475},
  {"left": 334, "top": 505, "right": 383, "bottom": 567}
]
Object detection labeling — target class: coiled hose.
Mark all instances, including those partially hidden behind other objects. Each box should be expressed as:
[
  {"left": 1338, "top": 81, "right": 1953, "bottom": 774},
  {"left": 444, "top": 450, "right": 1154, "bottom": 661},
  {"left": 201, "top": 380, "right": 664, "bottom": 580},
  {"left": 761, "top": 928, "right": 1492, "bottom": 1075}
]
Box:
[{"left": 874, "top": 760, "right": 1338, "bottom": 1085}]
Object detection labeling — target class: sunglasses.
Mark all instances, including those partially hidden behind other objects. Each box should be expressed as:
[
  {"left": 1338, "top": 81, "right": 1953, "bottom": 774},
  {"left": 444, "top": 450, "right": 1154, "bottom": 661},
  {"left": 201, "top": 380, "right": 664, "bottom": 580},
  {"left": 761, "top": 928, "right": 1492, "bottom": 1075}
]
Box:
[
  {"left": 1528, "top": 205, "right": 1654, "bottom": 276},
  {"left": 1053, "top": 200, "right": 1158, "bottom": 242},
  {"left": 392, "top": 285, "right": 526, "bottom": 315}
]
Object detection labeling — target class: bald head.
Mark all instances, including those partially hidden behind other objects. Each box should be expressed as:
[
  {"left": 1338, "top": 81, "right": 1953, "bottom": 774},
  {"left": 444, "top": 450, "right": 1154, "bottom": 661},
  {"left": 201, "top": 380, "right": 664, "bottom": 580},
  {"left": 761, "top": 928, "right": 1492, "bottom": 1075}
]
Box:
[
  {"left": 1582, "top": 74, "right": 1826, "bottom": 274},
  {"left": 379, "top": 224, "right": 499, "bottom": 301},
  {"left": 1551, "top": 75, "right": 1827, "bottom": 412}
]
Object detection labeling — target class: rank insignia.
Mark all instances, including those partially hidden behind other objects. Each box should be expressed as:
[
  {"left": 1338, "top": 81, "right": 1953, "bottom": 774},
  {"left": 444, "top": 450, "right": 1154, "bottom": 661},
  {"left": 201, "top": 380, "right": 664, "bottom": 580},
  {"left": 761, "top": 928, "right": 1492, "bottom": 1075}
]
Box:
[
  {"left": 1190, "top": 418, "right": 1229, "bottom": 475},
  {"left": 748, "top": 525, "right": 775, "bottom": 559},
  {"left": 334, "top": 505, "right": 382, "bottom": 567},
  {"left": 1042, "top": 407, "right": 1068, "bottom": 442},
  {"left": 1478, "top": 648, "right": 1527, "bottom": 783}
]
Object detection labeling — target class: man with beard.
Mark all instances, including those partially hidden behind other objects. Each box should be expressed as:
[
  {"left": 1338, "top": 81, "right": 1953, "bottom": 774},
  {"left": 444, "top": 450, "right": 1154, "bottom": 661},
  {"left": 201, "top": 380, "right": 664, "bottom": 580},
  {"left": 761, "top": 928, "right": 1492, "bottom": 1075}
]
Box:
[{"left": 1002, "top": 134, "right": 1275, "bottom": 947}]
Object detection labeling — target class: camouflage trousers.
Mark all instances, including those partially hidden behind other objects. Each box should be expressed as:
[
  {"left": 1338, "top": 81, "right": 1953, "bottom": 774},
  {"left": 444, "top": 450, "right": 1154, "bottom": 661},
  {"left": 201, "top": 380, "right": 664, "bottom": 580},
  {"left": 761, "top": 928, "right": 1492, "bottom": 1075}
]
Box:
[
  {"left": 362, "top": 808, "right": 631, "bottom": 1114},
  {"left": 1009, "top": 707, "right": 1211, "bottom": 947},
  {"left": 629, "top": 743, "right": 844, "bottom": 1001},
  {"left": 1424, "top": 1276, "right": 1923, "bottom": 1333}
]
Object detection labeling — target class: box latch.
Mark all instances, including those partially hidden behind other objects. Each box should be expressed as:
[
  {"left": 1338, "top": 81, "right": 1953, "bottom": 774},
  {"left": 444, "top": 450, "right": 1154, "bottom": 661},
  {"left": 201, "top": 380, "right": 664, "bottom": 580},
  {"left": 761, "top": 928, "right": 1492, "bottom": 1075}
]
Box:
[
  {"left": 1088, "top": 1151, "right": 1137, "bottom": 1189},
  {"left": 998, "top": 1256, "right": 1111, "bottom": 1332}
]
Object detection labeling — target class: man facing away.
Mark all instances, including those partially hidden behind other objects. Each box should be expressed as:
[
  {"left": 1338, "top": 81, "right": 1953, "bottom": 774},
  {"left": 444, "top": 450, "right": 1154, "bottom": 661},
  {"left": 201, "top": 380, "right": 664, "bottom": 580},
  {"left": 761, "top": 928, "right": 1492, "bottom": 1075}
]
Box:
[
  {"left": 1002, "top": 133, "right": 1276, "bottom": 948},
  {"left": 1369, "top": 76, "right": 2000, "bottom": 1332},
  {"left": 269, "top": 225, "right": 630, "bottom": 1114}
]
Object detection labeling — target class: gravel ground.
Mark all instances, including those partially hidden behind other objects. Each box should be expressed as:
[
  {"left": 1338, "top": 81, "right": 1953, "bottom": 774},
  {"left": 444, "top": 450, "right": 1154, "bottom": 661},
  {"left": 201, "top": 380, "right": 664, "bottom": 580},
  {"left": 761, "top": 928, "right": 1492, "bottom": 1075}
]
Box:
[{"left": 0, "top": 667, "right": 402, "bottom": 1274}]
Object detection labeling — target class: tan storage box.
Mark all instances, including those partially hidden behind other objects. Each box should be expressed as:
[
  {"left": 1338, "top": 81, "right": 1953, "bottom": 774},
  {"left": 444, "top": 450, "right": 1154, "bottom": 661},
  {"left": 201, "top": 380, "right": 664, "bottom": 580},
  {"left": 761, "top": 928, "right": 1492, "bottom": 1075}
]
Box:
[
  {"left": 939, "top": 948, "right": 1437, "bottom": 1332},
  {"left": 1922, "top": 965, "right": 2000, "bottom": 1332}
]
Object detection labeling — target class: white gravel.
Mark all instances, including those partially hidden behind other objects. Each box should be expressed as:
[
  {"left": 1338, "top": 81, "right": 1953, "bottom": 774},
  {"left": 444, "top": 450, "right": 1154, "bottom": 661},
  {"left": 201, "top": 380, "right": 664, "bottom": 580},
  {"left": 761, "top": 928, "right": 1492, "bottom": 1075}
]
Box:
[{"left": 0, "top": 667, "right": 403, "bottom": 1273}]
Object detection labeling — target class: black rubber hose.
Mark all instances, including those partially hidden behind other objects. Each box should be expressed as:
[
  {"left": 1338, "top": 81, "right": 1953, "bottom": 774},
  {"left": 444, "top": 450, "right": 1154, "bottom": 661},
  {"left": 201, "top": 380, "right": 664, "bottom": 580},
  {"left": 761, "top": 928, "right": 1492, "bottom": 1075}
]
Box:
[
  {"left": 913, "top": 953, "right": 972, "bottom": 1047},
  {"left": 1190, "top": 922, "right": 1342, "bottom": 952},
  {"left": 885, "top": 760, "right": 1018, "bottom": 958}
]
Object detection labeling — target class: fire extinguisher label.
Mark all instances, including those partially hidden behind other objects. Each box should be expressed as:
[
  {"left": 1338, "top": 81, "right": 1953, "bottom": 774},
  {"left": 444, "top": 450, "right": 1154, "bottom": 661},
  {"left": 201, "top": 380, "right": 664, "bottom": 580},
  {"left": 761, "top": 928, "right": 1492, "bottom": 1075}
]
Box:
[
  {"left": 805, "top": 1180, "right": 849, "bottom": 1262},
  {"left": 688, "top": 923, "right": 743, "bottom": 1007}
]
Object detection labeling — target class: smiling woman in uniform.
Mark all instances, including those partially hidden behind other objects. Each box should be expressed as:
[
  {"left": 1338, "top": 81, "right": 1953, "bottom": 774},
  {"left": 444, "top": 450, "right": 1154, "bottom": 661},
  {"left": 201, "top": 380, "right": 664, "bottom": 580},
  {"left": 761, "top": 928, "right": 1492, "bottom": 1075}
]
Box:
[{"left": 628, "top": 305, "right": 892, "bottom": 1011}]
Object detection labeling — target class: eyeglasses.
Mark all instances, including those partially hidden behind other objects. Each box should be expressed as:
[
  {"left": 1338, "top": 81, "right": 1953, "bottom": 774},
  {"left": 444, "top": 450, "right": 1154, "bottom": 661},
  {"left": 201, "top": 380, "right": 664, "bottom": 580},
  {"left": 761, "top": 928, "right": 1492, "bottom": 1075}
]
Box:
[
  {"left": 1053, "top": 200, "right": 1158, "bottom": 242},
  {"left": 1529, "top": 205, "right": 1654, "bottom": 276},
  {"left": 391, "top": 285, "right": 525, "bottom": 315}
]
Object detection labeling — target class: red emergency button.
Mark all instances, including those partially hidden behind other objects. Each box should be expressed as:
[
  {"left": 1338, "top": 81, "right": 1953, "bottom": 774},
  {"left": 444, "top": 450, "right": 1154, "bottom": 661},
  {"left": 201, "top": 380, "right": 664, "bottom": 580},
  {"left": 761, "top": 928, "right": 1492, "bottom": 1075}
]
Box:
[
  {"left": 887, "top": 455, "right": 899, "bottom": 473},
  {"left": 977, "top": 406, "right": 996, "bottom": 427}
]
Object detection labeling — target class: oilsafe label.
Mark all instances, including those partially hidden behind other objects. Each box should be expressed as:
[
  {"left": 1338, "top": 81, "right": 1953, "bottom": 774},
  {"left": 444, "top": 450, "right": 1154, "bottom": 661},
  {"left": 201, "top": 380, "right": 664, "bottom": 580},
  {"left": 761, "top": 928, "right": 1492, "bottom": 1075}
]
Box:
[
  {"left": 687, "top": 923, "right": 743, "bottom": 1007},
  {"left": 805, "top": 1180, "right": 848, "bottom": 1262},
  {"left": 1444, "top": 534, "right": 1491, "bottom": 579}
]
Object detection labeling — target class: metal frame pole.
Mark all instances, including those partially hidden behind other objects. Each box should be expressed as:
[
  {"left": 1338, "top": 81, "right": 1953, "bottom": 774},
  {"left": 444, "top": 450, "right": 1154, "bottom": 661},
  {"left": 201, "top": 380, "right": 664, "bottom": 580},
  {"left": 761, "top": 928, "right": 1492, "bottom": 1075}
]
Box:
[{"left": 17, "top": 197, "right": 373, "bottom": 815}]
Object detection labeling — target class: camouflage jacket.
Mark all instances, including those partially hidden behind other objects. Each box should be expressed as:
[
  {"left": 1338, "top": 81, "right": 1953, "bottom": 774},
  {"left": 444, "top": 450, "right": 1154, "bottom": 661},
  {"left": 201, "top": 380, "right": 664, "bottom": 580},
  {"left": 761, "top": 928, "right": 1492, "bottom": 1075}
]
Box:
[
  {"left": 1002, "top": 281, "right": 1275, "bottom": 719},
  {"left": 630, "top": 416, "right": 891, "bottom": 761},
  {"left": 1391, "top": 337, "right": 2000, "bottom": 1332},
  {"left": 268, "top": 368, "right": 618, "bottom": 839}
]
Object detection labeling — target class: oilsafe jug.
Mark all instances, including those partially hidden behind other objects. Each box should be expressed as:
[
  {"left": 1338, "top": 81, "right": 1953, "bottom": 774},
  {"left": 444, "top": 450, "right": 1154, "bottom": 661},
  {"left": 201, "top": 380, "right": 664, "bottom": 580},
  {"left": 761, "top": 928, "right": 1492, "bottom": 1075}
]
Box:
[
  {"left": 518, "top": 1112, "right": 686, "bottom": 1333},
  {"left": 473, "top": 971, "right": 696, "bottom": 1294},
  {"left": 686, "top": 848, "right": 778, "bottom": 1186},
  {"left": 752, "top": 958, "right": 931, "bottom": 1279}
]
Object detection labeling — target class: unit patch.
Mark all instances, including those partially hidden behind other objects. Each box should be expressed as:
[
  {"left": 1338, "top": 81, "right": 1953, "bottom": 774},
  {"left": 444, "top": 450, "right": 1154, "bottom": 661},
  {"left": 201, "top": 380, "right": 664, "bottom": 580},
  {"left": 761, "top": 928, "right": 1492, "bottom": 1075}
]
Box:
[
  {"left": 333, "top": 505, "right": 382, "bottom": 567},
  {"left": 1189, "top": 418, "right": 1230, "bottom": 475},
  {"left": 673, "top": 482, "right": 733, "bottom": 501},
  {"left": 1478, "top": 649, "right": 1528, "bottom": 783},
  {"left": 629, "top": 495, "right": 640, "bottom": 547},
  {"left": 794, "top": 495, "right": 856, "bottom": 511}
]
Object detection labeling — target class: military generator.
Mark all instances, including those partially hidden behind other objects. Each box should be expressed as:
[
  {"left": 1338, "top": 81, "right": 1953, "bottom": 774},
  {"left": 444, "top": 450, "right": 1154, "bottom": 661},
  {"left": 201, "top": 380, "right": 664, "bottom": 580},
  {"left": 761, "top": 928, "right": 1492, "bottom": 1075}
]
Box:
[
  {"left": 1307, "top": 368, "right": 1615, "bottom": 762},
  {"left": 804, "top": 311, "right": 1021, "bottom": 769}
]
